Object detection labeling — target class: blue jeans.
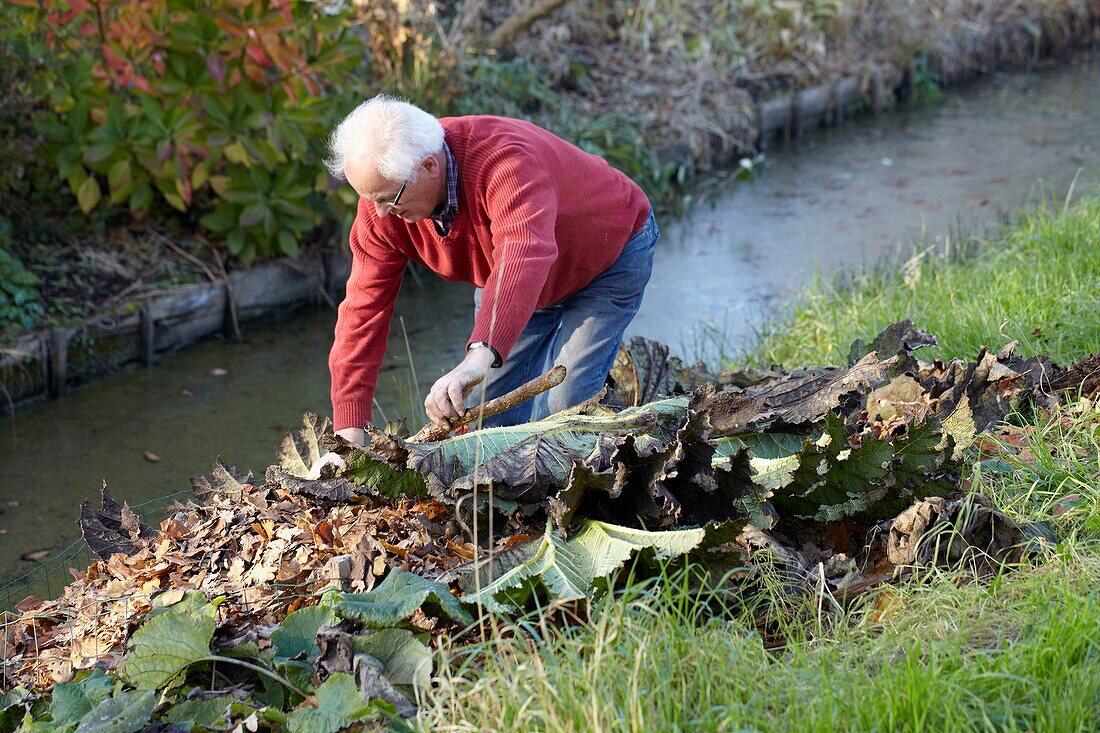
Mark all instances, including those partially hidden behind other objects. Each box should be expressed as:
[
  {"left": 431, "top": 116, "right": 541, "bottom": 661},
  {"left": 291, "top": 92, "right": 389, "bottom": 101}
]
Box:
[{"left": 474, "top": 209, "right": 660, "bottom": 427}]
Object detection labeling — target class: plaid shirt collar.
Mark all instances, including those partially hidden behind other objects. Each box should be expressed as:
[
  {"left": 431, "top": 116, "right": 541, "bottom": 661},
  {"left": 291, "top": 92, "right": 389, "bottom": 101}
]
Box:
[{"left": 431, "top": 141, "right": 459, "bottom": 236}]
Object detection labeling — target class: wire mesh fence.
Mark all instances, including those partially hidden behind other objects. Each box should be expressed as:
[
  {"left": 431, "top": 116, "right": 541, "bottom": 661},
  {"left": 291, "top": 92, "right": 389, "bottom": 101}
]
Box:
[{"left": 0, "top": 490, "right": 192, "bottom": 614}]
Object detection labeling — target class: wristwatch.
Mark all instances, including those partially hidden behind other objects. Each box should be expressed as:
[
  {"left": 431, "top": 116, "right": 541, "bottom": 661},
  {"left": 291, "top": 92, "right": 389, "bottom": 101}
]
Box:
[{"left": 467, "top": 341, "right": 502, "bottom": 368}]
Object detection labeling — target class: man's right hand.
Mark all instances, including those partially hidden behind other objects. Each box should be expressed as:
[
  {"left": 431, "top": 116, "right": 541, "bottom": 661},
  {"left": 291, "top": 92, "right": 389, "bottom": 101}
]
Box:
[
  {"left": 335, "top": 427, "right": 366, "bottom": 446},
  {"left": 306, "top": 427, "right": 366, "bottom": 479}
]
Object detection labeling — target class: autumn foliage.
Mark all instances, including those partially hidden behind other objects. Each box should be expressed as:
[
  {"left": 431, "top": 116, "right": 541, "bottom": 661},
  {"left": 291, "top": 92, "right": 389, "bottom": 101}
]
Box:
[{"left": 6, "top": 0, "right": 366, "bottom": 262}]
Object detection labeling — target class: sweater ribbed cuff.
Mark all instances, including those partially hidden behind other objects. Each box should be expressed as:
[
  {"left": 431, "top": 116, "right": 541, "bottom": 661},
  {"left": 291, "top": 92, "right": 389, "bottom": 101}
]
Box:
[{"left": 333, "top": 401, "right": 373, "bottom": 432}]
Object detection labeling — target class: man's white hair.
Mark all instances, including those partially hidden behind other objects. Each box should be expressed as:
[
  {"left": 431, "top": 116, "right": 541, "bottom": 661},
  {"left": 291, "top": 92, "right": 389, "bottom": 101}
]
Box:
[{"left": 326, "top": 95, "right": 444, "bottom": 183}]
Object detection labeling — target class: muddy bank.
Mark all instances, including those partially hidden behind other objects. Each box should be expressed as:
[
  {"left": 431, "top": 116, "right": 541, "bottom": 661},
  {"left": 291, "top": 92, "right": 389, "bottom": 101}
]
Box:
[{"left": 519, "top": 0, "right": 1100, "bottom": 171}]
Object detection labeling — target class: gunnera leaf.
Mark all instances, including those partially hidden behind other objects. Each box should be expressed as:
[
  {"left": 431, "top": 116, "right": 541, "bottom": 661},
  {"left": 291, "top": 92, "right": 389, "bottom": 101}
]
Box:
[
  {"left": 460, "top": 520, "right": 708, "bottom": 611},
  {"left": 549, "top": 461, "right": 617, "bottom": 530},
  {"left": 332, "top": 569, "right": 473, "bottom": 628},
  {"left": 403, "top": 409, "right": 662, "bottom": 496},
  {"left": 450, "top": 432, "right": 593, "bottom": 503},
  {"left": 769, "top": 412, "right": 896, "bottom": 522},
  {"left": 343, "top": 450, "right": 428, "bottom": 499},
  {"left": 611, "top": 337, "right": 771, "bottom": 405},
  {"left": 706, "top": 352, "right": 900, "bottom": 435}
]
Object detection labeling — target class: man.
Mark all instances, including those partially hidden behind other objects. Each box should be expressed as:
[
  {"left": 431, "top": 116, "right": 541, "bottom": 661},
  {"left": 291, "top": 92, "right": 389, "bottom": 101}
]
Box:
[{"left": 324, "top": 95, "right": 659, "bottom": 451}]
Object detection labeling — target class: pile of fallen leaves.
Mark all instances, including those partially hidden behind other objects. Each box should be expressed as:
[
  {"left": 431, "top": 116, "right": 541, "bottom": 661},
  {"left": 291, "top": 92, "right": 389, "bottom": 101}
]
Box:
[
  {"left": 2, "top": 321, "right": 1098, "bottom": 730},
  {"left": 2, "top": 468, "right": 472, "bottom": 692}
]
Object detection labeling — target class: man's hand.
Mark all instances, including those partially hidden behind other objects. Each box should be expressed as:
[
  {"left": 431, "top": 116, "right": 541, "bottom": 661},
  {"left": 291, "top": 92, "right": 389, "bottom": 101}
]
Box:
[
  {"left": 424, "top": 347, "right": 495, "bottom": 428},
  {"left": 306, "top": 426, "right": 366, "bottom": 479}
]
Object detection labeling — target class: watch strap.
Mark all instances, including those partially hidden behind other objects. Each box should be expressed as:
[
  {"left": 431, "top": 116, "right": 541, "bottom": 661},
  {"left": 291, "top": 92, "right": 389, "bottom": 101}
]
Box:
[{"left": 467, "top": 341, "right": 503, "bottom": 368}]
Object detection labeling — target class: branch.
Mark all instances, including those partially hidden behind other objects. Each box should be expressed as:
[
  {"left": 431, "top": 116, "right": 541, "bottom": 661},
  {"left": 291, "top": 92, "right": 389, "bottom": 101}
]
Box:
[
  {"left": 487, "top": 0, "right": 571, "bottom": 53},
  {"left": 408, "top": 365, "right": 567, "bottom": 443}
]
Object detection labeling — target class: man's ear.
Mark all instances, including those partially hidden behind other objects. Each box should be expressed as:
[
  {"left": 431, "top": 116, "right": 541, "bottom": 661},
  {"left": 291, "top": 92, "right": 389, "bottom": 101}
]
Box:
[{"left": 421, "top": 153, "right": 441, "bottom": 179}]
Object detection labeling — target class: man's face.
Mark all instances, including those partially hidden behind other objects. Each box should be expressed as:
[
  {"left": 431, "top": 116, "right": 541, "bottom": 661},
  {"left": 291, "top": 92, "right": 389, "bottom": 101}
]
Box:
[{"left": 345, "top": 156, "right": 439, "bottom": 223}]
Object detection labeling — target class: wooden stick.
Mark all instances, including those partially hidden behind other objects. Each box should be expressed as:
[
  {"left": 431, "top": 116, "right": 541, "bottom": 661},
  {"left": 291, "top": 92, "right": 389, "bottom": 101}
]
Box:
[{"left": 408, "top": 365, "right": 567, "bottom": 443}]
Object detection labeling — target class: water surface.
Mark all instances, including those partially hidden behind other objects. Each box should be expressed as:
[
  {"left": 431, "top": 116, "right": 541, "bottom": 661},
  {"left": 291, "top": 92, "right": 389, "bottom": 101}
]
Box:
[{"left": 2, "top": 55, "right": 1097, "bottom": 586}]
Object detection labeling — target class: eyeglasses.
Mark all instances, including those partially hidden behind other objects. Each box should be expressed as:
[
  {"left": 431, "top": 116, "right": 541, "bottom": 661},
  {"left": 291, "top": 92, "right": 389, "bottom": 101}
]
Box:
[{"left": 386, "top": 179, "right": 408, "bottom": 209}]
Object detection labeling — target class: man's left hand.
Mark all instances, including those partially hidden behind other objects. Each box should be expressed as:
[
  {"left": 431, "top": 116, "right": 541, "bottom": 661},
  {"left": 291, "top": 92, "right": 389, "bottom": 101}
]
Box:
[{"left": 424, "top": 347, "right": 496, "bottom": 427}]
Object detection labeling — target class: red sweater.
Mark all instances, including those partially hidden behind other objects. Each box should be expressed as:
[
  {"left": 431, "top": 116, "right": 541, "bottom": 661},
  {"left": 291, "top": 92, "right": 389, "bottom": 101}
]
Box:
[{"left": 330, "top": 115, "right": 650, "bottom": 430}]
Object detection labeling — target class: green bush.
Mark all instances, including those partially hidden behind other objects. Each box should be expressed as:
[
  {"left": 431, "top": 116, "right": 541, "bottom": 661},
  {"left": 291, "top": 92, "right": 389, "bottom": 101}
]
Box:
[
  {"left": 0, "top": 4, "right": 60, "bottom": 253},
  {"left": 0, "top": 247, "right": 44, "bottom": 333},
  {"left": 0, "top": 18, "right": 40, "bottom": 203},
  {"left": 6, "top": 0, "right": 699, "bottom": 271},
  {"left": 8, "top": 0, "right": 368, "bottom": 263}
]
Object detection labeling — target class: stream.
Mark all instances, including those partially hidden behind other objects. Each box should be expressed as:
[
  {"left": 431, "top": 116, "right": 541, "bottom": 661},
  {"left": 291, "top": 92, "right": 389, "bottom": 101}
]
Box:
[{"left": 1, "top": 54, "right": 1097, "bottom": 590}]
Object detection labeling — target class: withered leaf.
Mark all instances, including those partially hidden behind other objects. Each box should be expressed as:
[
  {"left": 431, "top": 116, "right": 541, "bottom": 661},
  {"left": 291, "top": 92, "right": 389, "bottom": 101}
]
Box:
[
  {"left": 888, "top": 494, "right": 1027, "bottom": 568},
  {"left": 450, "top": 432, "right": 585, "bottom": 503},
  {"left": 264, "top": 465, "right": 365, "bottom": 504},
  {"left": 190, "top": 458, "right": 253, "bottom": 501},
  {"left": 847, "top": 319, "right": 936, "bottom": 365},
  {"left": 78, "top": 485, "right": 157, "bottom": 560},
  {"left": 707, "top": 352, "right": 901, "bottom": 435},
  {"left": 549, "top": 462, "right": 616, "bottom": 531},
  {"left": 279, "top": 412, "right": 331, "bottom": 477},
  {"left": 611, "top": 336, "right": 784, "bottom": 406},
  {"left": 80, "top": 500, "right": 140, "bottom": 560}
]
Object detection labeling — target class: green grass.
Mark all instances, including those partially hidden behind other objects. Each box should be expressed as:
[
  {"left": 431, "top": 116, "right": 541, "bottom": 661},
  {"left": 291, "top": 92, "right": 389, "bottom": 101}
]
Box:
[
  {"left": 415, "top": 404, "right": 1100, "bottom": 733},
  {"left": 747, "top": 195, "right": 1100, "bottom": 368},
  {"left": 414, "top": 196, "right": 1100, "bottom": 732}
]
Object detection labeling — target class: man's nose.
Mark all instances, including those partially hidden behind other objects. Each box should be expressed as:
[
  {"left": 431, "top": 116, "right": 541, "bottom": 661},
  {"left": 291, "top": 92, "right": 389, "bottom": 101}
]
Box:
[{"left": 374, "top": 201, "right": 391, "bottom": 217}]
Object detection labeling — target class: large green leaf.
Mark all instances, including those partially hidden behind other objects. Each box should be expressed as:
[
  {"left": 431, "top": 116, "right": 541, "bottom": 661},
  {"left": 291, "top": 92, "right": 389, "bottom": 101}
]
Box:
[
  {"left": 713, "top": 433, "right": 810, "bottom": 503},
  {"left": 287, "top": 674, "right": 377, "bottom": 733},
  {"left": 333, "top": 569, "right": 473, "bottom": 628},
  {"left": 161, "top": 695, "right": 236, "bottom": 731},
  {"left": 0, "top": 686, "right": 33, "bottom": 731},
  {"left": 118, "top": 593, "right": 216, "bottom": 689},
  {"left": 343, "top": 450, "right": 427, "bottom": 499},
  {"left": 450, "top": 431, "right": 590, "bottom": 503},
  {"left": 50, "top": 670, "right": 114, "bottom": 729},
  {"left": 271, "top": 605, "right": 337, "bottom": 663},
  {"left": 460, "top": 519, "right": 708, "bottom": 611},
  {"left": 405, "top": 407, "right": 669, "bottom": 495},
  {"left": 350, "top": 629, "right": 432, "bottom": 692},
  {"left": 768, "top": 412, "right": 894, "bottom": 522},
  {"left": 712, "top": 398, "right": 973, "bottom": 524},
  {"left": 75, "top": 691, "right": 156, "bottom": 733}
]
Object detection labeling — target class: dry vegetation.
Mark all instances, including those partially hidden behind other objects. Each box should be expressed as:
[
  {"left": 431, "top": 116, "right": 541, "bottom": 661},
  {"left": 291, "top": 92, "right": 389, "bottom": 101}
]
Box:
[{"left": 482, "top": 0, "right": 1100, "bottom": 167}]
